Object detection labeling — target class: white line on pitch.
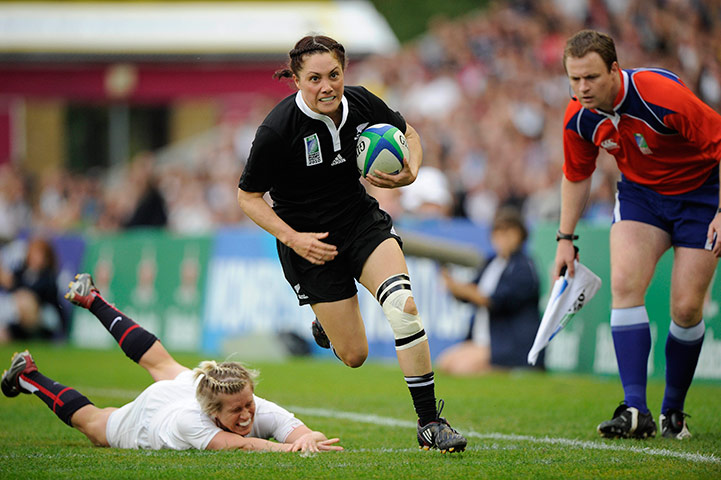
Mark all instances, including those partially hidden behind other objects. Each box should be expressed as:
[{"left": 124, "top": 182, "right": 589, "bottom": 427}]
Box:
[
  {"left": 289, "top": 406, "right": 721, "bottom": 465},
  {"left": 77, "top": 387, "right": 721, "bottom": 465}
]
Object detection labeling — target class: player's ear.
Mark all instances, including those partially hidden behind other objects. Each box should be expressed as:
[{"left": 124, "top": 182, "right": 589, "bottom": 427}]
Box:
[
  {"left": 293, "top": 74, "right": 300, "bottom": 90},
  {"left": 569, "top": 85, "right": 577, "bottom": 101}
]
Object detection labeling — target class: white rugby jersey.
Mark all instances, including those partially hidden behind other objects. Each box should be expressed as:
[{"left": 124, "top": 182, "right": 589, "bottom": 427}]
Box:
[{"left": 105, "top": 370, "right": 303, "bottom": 450}]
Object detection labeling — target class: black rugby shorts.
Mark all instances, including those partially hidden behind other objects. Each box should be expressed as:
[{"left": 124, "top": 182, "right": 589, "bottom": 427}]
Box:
[{"left": 277, "top": 207, "right": 402, "bottom": 305}]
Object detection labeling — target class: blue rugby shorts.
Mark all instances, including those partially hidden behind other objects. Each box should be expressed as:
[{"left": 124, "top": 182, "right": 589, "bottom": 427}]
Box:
[{"left": 613, "top": 167, "right": 719, "bottom": 249}]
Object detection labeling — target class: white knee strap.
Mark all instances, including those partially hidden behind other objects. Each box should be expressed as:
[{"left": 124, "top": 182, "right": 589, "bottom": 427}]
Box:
[{"left": 376, "top": 274, "right": 427, "bottom": 351}]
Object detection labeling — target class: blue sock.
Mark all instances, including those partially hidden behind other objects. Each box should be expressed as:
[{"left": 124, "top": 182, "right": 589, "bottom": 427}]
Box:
[
  {"left": 611, "top": 307, "right": 651, "bottom": 414},
  {"left": 662, "top": 320, "right": 705, "bottom": 414}
]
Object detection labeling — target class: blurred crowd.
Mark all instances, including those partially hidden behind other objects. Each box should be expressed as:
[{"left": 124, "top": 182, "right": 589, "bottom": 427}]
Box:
[
  {"left": 0, "top": 236, "right": 64, "bottom": 343},
  {"left": 356, "top": 0, "right": 721, "bottom": 225},
  {"left": 1, "top": 0, "right": 720, "bottom": 240}
]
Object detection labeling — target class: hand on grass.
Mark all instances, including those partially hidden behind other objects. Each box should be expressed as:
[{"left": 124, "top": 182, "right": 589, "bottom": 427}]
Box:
[{"left": 289, "top": 433, "right": 343, "bottom": 453}]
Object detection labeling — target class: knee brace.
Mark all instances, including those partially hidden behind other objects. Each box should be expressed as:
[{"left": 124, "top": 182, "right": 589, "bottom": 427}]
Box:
[{"left": 376, "top": 274, "right": 427, "bottom": 351}]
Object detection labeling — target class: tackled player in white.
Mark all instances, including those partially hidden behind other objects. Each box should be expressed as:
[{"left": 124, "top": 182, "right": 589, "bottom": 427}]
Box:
[{"left": 1, "top": 273, "right": 342, "bottom": 453}]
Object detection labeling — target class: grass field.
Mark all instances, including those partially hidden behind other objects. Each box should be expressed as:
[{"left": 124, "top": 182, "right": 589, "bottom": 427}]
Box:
[{"left": 1, "top": 342, "right": 720, "bottom": 479}]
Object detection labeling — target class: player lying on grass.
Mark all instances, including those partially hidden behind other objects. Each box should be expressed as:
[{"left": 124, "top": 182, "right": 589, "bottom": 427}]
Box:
[{"left": 1, "top": 273, "right": 342, "bottom": 453}]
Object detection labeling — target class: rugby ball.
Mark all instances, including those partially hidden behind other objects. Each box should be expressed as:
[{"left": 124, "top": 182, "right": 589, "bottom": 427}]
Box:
[{"left": 356, "top": 123, "right": 409, "bottom": 178}]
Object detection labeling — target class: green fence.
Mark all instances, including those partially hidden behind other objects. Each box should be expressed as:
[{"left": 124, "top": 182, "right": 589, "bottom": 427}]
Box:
[
  {"left": 67, "top": 224, "right": 720, "bottom": 381},
  {"left": 70, "top": 230, "right": 212, "bottom": 353}
]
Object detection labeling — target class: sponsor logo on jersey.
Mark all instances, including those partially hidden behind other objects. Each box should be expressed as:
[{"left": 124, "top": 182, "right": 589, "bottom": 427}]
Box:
[
  {"left": 354, "top": 122, "right": 369, "bottom": 141},
  {"left": 331, "top": 154, "right": 346, "bottom": 166},
  {"left": 634, "top": 133, "right": 653, "bottom": 154},
  {"left": 600, "top": 138, "right": 619, "bottom": 151},
  {"left": 304, "top": 133, "right": 322, "bottom": 166}
]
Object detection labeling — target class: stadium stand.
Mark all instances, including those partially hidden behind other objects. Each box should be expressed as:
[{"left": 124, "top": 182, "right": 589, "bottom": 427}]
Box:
[{"left": 0, "top": 0, "right": 719, "bottom": 238}]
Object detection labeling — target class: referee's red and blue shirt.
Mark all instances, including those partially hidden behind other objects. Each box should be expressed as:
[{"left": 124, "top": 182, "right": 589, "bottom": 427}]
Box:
[{"left": 563, "top": 68, "right": 721, "bottom": 195}]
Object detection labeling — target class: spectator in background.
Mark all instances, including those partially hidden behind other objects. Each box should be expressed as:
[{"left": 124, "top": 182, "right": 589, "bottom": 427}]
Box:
[
  {"left": 124, "top": 152, "right": 168, "bottom": 229},
  {"left": 0, "top": 164, "right": 32, "bottom": 241},
  {"left": 437, "top": 207, "right": 542, "bottom": 375},
  {"left": 0, "top": 237, "right": 62, "bottom": 343},
  {"left": 399, "top": 164, "right": 454, "bottom": 218},
  {"left": 7, "top": 0, "right": 721, "bottom": 235}
]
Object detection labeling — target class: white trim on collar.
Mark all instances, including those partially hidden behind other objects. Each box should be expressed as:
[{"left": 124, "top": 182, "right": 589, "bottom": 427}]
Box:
[
  {"left": 592, "top": 70, "right": 628, "bottom": 128},
  {"left": 615, "top": 69, "right": 629, "bottom": 111},
  {"left": 295, "top": 91, "right": 348, "bottom": 152}
]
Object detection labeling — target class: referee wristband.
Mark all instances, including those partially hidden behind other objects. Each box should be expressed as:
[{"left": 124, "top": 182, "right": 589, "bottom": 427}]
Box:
[{"left": 556, "top": 230, "right": 579, "bottom": 242}]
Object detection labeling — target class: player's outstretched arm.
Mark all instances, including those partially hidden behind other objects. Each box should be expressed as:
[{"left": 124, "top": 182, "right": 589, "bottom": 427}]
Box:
[
  {"left": 205, "top": 428, "right": 342, "bottom": 453},
  {"left": 284, "top": 425, "right": 343, "bottom": 453},
  {"left": 206, "top": 431, "right": 293, "bottom": 452}
]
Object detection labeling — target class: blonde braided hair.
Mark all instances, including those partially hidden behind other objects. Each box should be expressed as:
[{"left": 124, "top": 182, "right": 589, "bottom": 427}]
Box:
[{"left": 193, "top": 360, "right": 259, "bottom": 416}]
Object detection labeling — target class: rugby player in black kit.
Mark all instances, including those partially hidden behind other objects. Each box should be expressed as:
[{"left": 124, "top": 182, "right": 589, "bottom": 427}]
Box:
[{"left": 237, "top": 35, "right": 466, "bottom": 453}]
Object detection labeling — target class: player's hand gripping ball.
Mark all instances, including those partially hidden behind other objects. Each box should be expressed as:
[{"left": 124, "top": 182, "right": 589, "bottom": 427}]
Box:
[{"left": 356, "top": 123, "right": 409, "bottom": 178}]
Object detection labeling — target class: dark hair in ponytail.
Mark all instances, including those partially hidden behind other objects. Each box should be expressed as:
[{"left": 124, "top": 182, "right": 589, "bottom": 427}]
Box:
[{"left": 273, "top": 35, "right": 347, "bottom": 80}]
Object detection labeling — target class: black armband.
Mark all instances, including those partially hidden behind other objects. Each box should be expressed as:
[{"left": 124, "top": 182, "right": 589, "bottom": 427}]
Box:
[{"left": 556, "top": 230, "right": 579, "bottom": 242}]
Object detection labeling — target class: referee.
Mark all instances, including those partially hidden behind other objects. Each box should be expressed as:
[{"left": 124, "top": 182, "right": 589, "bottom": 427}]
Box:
[{"left": 555, "top": 29, "right": 721, "bottom": 440}]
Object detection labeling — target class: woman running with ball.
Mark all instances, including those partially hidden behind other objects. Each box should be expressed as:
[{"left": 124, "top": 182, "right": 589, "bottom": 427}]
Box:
[{"left": 237, "top": 35, "right": 466, "bottom": 453}]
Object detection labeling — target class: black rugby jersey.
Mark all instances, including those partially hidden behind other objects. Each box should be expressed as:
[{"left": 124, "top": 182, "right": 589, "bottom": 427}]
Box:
[{"left": 239, "top": 85, "right": 406, "bottom": 232}]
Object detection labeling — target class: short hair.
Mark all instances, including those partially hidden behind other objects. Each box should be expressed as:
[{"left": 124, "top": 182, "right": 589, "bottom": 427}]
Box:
[
  {"left": 491, "top": 206, "right": 528, "bottom": 242},
  {"left": 563, "top": 29, "right": 617, "bottom": 72},
  {"left": 26, "top": 237, "right": 58, "bottom": 272},
  {"left": 193, "top": 361, "right": 259, "bottom": 416},
  {"left": 273, "top": 35, "right": 347, "bottom": 80}
]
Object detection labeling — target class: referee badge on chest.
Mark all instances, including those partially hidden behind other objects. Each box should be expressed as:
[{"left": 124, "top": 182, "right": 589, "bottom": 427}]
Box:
[
  {"left": 304, "top": 133, "right": 323, "bottom": 166},
  {"left": 634, "top": 133, "right": 653, "bottom": 155}
]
